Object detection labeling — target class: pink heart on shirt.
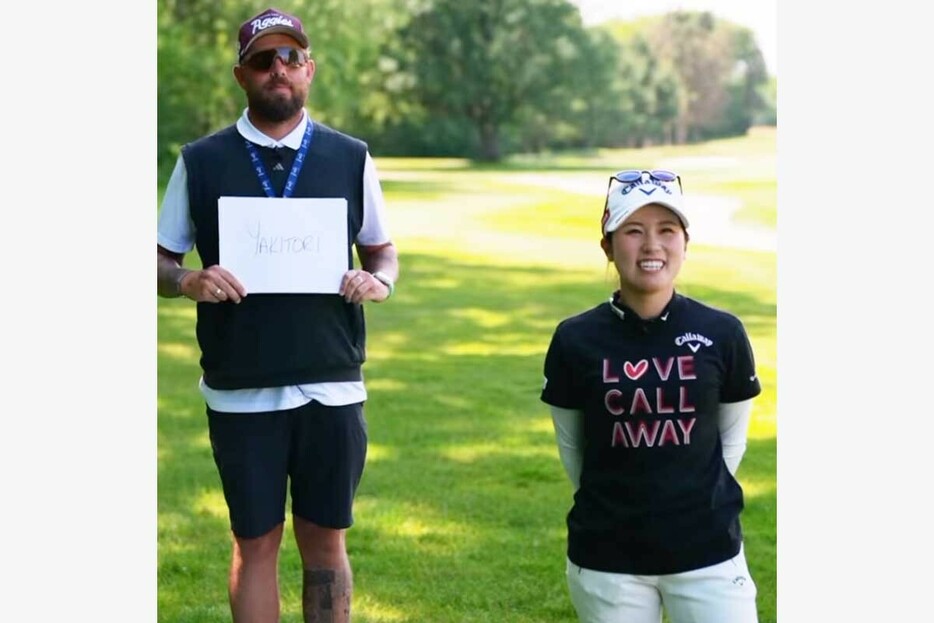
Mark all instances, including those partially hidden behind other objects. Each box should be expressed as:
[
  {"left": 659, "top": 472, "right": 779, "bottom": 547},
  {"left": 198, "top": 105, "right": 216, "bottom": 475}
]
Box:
[{"left": 624, "top": 360, "right": 648, "bottom": 380}]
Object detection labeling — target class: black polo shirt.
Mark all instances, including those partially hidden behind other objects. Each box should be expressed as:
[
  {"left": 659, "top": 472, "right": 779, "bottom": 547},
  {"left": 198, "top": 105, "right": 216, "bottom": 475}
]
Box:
[{"left": 542, "top": 292, "right": 761, "bottom": 574}]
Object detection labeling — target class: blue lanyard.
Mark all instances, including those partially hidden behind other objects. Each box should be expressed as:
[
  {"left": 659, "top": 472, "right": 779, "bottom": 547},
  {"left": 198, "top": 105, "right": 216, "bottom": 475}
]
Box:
[{"left": 244, "top": 121, "right": 315, "bottom": 198}]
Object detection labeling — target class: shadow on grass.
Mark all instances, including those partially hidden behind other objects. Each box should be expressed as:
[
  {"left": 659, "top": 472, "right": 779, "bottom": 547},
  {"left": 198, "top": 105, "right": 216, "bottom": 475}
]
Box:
[{"left": 158, "top": 251, "right": 777, "bottom": 623}]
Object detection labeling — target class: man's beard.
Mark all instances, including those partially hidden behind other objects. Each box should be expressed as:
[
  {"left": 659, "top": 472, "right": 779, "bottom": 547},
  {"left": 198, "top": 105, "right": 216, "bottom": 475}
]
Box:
[{"left": 247, "top": 86, "right": 305, "bottom": 123}]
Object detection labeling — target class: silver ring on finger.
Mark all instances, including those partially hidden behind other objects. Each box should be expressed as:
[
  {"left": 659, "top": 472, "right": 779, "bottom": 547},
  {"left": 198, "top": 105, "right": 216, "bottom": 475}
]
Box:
[{"left": 214, "top": 287, "right": 222, "bottom": 296}]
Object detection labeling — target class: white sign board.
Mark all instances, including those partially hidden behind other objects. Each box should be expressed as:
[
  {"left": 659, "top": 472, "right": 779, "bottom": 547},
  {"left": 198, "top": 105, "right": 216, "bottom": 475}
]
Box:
[{"left": 218, "top": 196, "right": 348, "bottom": 293}]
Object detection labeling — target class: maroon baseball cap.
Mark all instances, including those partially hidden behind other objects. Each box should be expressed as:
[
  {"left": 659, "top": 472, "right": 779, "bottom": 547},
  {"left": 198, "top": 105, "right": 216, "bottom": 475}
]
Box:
[{"left": 237, "top": 7, "right": 309, "bottom": 62}]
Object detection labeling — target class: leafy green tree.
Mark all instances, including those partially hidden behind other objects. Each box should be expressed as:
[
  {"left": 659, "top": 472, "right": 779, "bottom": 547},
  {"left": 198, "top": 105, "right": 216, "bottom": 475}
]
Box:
[
  {"left": 557, "top": 27, "right": 625, "bottom": 149},
  {"left": 644, "top": 11, "right": 727, "bottom": 142},
  {"left": 576, "top": 22, "right": 682, "bottom": 149},
  {"left": 641, "top": 11, "right": 770, "bottom": 142},
  {"left": 158, "top": 0, "right": 244, "bottom": 181},
  {"left": 754, "top": 76, "right": 777, "bottom": 126},
  {"left": 727, "top": 26, "right": 770, "bottom": 133},
  {"left": 616, "top": 34, "right": 682, "bottom": 147},
  {"left": 599, "top": 11, "right": 772, "bottom": 145},
  {"left": 387, "top": 0, "right": 603, "bottom": 161}
]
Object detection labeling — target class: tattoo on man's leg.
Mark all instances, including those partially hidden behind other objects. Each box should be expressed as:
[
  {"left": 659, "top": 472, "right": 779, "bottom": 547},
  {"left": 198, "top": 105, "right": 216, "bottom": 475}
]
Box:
[{"left": 303, "top": 568, "right": 350, "bottom": 623}]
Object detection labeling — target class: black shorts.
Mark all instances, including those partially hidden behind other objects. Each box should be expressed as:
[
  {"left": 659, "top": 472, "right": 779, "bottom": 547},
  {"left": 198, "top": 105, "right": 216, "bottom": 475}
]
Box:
[{"left": 207, "top": 400, "right": 367, "bottom": 539}]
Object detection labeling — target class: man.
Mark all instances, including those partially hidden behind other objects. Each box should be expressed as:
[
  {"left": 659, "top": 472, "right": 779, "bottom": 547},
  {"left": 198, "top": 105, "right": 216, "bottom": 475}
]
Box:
[{"left": 156, "top": 7, "right": 398, "bottom": 622}]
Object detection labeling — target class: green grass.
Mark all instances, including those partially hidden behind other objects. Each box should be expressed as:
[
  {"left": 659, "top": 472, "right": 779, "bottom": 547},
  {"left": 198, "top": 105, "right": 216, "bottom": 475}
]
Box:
[{"left": 158, "top": 128, "right": 777, "bottom": 622}]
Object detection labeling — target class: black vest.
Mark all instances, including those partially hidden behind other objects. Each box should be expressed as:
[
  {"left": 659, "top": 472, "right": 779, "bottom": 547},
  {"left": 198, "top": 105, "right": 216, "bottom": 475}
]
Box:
[{"left": 182, "top": 121, "right": 367, "bottom": 389}]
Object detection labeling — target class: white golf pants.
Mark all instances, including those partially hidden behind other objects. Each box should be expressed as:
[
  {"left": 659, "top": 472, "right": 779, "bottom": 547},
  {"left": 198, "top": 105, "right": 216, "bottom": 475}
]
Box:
[{"left": 566, "top": 546, "right": 758, "bottom": 623}]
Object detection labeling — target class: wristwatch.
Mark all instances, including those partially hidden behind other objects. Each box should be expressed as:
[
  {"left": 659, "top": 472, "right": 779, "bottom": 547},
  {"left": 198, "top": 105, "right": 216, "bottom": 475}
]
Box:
[{"left": 372, "top": 271, "right": 395, "bottom": 299}]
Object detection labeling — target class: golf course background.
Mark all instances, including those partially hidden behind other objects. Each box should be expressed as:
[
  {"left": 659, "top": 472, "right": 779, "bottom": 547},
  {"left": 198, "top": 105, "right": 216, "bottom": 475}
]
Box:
[{"left": 158, "top": 127, "right": 777, "bottom": 622}]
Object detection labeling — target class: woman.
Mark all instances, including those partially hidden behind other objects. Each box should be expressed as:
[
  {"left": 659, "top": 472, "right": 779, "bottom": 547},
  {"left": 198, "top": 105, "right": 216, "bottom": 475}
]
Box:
[{"left": 541, "top": 169, "right": 761, "bottom": 623}]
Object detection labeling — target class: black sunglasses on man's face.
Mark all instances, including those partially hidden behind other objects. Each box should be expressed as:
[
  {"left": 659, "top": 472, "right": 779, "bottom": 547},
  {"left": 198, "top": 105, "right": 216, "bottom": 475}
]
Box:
[{"left": 242, "top": 46, "right": 309, "bottom": 71}]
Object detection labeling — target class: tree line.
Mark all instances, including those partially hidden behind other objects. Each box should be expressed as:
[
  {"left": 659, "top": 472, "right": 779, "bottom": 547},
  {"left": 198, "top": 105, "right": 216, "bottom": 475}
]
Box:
[{"left": 158, "top": 0, "right": 775, "bottom": 178}]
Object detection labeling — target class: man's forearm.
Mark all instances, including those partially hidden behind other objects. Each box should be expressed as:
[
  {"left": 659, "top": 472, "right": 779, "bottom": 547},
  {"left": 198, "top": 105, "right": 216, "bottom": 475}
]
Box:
[
  {"left": 157, "top": 248, "right": 191, "bottom": 298},
  {"left": 357, "top": 243, "right": 399, "bottom": 280}
]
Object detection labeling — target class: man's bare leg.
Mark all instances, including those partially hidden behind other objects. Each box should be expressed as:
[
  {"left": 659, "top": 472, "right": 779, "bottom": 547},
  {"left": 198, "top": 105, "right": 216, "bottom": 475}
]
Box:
[
  {"left": 229, "top": 523, "right": 284, "bottom": 623},
  {"left": 293, "top": 516, "right": 352, "bottom": 623}
]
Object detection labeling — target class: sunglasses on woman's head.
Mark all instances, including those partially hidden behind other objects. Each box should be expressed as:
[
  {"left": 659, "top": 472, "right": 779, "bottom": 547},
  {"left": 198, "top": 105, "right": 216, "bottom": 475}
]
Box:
[
  {"left": 607, "top": 169, "right": 682, "bottom": 193},
  {"left": 242, "top": 46, "right": 309, "bottom": 71}
]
